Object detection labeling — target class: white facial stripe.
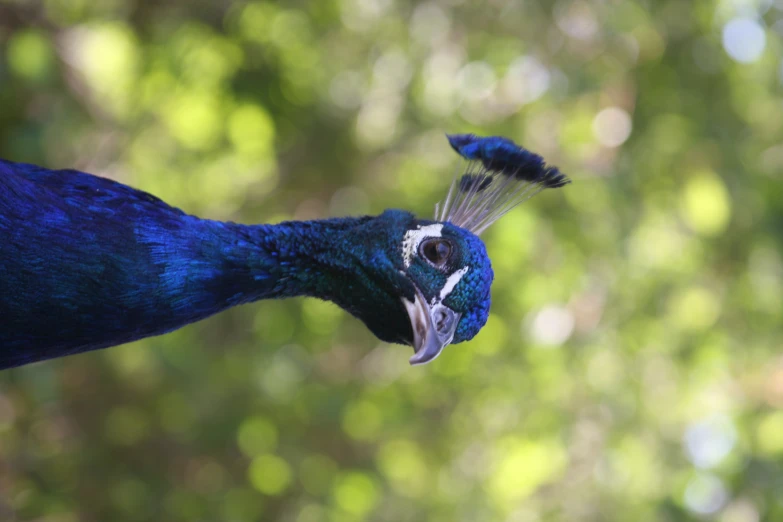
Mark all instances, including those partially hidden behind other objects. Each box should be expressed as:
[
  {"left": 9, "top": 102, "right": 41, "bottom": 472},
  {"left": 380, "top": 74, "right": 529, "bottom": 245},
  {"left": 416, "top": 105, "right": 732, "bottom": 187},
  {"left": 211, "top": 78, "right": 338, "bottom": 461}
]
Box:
[
  {"left": 438, "top": 266, "right": 469, "bottom": 303},
  {"left": 402, "top": 224, "right": 443, "bottom": 268}
]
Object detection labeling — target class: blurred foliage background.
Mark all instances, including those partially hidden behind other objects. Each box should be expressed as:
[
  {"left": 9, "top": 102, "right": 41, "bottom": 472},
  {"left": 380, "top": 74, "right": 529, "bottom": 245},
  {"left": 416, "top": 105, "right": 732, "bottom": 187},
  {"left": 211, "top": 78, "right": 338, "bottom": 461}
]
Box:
[{"left": 1, "top": 0, "right": 782, "bottom": 520}]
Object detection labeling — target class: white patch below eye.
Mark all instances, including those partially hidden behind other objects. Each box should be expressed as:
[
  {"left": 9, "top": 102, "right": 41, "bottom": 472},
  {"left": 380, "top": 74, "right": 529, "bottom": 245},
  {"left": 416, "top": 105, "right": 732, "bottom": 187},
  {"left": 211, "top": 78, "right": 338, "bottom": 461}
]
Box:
[
  {"left": 402, "top": 224, "right": 443, "bottom": 268},
  {"left": 438, "top": 266, "right": 469, "bottom": 303}
]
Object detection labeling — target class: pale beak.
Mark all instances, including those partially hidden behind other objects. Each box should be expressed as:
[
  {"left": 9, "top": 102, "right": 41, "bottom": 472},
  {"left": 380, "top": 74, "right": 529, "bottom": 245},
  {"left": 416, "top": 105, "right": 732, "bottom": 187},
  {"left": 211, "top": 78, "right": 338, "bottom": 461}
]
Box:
[{"left": 402, "top": 286, "right": 461, "bottom": 366}]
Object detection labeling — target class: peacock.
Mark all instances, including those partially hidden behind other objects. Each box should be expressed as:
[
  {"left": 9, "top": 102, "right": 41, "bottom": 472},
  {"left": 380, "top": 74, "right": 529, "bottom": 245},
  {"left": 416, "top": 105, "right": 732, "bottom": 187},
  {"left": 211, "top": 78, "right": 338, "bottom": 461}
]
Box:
[{"left": 0, "top": 134, "right": 569, "bottom": 370}]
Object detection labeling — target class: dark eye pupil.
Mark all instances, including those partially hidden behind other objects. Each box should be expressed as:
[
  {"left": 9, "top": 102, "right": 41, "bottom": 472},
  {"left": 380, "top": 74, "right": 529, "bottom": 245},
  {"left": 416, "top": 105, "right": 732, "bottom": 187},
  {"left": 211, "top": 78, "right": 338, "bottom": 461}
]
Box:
[{"left": 421, "top": 239, "right": 451, "bottom": 266}]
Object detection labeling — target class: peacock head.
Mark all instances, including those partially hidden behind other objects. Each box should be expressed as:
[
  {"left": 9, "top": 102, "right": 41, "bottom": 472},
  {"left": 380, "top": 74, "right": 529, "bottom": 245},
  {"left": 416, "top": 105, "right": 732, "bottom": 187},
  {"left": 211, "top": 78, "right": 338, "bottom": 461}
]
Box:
[{"left": 345, "top": 134, "right": 569, "bottom": 366}]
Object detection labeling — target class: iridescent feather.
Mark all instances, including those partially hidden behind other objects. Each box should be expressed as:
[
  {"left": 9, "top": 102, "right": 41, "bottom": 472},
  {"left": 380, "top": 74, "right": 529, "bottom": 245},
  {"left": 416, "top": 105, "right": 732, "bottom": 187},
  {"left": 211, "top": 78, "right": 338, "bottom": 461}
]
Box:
[{"left": 435, "top": 135, "right": 570, "bottom": 235}]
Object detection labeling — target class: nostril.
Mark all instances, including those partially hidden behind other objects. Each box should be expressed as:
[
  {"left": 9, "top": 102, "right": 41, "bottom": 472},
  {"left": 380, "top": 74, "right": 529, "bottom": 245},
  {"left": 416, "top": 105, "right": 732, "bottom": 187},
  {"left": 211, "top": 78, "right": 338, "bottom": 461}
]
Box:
[
  {"left": 435, "top": 311, "right": 445, "bottom": 330},
  {"left": 430, "top": 303, "right": 459, "bottom": 338},
  {"left": 434, "top": 309, "right": 451, "bottom": 332}
]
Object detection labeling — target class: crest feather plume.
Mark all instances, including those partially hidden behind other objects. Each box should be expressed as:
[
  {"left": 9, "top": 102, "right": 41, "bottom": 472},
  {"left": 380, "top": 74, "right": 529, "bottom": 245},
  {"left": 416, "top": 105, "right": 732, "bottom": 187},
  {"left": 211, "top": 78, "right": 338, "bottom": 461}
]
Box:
[{"left": 435, "top": 134, "right": 570, "bottom": 235}]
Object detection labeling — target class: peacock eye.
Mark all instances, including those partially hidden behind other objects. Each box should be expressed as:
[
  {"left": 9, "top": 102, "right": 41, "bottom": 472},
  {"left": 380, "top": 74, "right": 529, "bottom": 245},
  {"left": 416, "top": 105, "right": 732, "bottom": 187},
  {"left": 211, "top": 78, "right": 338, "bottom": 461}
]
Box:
[{"left": 419, "top": 238, "right": 452, "bottom": 267}]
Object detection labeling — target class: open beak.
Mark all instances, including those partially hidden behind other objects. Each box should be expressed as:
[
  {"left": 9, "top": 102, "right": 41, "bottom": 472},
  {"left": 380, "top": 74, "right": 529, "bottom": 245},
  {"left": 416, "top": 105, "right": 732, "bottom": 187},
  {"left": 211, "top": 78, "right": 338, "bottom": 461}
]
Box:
[{"left": 402, "top": 285, "right": 461, "bottom": 366}]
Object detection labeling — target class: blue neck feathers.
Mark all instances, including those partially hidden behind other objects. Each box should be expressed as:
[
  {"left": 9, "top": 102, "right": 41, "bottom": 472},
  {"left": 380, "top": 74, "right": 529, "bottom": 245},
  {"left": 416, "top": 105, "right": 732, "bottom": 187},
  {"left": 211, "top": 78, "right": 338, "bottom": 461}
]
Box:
[
  {"left": 0, "top": 158, "right": 416, "bottom": 368},
  {"left": 1, "top": 211, "right": 412, "bottom": 368}
]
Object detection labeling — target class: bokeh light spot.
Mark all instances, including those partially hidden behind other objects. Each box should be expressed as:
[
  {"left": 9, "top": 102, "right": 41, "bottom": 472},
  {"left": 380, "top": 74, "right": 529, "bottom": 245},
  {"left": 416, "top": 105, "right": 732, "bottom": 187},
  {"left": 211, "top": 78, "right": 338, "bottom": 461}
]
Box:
[
  {"left": 237, "top": 416, "right": 278, "bottom": 457},
  {"left": 721, "top": 500, "right": 760, "bottom": 522},
  {"left": 248, "top": 454, "right": 292, "bottom": 495},
  {"left": 342, "top": 400, "right": 382, "bottom": 441},
  {"left": 722, "top": 18, "right": 766, "bottom": 63},
  {"left": 228, "top": 104, "right": 275, "bottom": 160},
  {"left": 377, "top": 439, "right": 428, "bottom": 497},
  {"left": 164, "top": 92, "right": 223, "bottom": 150},
  {"left": 684, "top": 415, "right": 737, "bottom": 468},
  {"left": 488, "top": 438, "right": 567, "bottom": 505},
  {"left": 593, "top": 107, "right": 633, "bottom": 147},
  {"left": 683, "top": 473, "right": 728, "bottom": 515},
  {"left": 756, "top": 411, "right": 783, "bottom": 455},
  {"left": 501, "top": 57, "right": 551, "bottom": 106},
  {"left": 61, "top": 23, "right": 140, "bottom": 118},
  {"left": 680, "top": 171, "right": 732, "bottom": 236},
  {"left": 668, "top": 287, "right": 721, "bottom": 331},
  {"left": 555, "top": 0, "right": 599, "bottom": 41},
  {"left": 457, "top": 61, "right": 497, "bottom": 101},
  {"left": 529, "top": 305, "right": 575, "bottom": 346},
  {"left": 6, "top": 30, "right": 54, "bottom": 82},
  {"left": 332, "top": 472, "right": 378, "bottom": 516}
]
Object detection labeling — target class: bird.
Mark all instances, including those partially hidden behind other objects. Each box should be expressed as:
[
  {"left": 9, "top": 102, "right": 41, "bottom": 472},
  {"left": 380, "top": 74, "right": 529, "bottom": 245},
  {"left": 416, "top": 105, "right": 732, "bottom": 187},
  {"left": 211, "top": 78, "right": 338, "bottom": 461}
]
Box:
[{"left": 0, "top": 134, "right": 569, "bottom": 370}]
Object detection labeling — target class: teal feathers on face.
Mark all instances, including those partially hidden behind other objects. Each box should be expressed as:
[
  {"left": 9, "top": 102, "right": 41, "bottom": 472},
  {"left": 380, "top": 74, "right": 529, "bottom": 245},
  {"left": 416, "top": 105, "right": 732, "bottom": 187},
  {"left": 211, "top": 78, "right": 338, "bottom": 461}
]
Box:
[{"left": 0, "top": 134, "right": 566, "bottom": 369}]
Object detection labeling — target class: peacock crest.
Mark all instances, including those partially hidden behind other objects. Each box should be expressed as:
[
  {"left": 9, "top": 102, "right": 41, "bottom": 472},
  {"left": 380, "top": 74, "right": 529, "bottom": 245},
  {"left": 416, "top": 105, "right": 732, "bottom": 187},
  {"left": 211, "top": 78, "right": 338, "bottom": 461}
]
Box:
[
  {"left": 0, "top": 133, "right": 570, "bottom": 369},
  {"left": 435, "top": 134, "right": 570, "bottom": 235}
]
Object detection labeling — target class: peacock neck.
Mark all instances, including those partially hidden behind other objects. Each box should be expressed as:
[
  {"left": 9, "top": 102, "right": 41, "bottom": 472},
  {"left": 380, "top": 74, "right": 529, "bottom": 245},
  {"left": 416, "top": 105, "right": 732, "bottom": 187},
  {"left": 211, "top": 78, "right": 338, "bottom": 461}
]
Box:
[
  {"left": 177, "top": 209, "right": 414, "bottom": 335},
  {"left": 197, "top": 215, "right": 376, "bottom": 305},
  {"left": 0, "top": 207, "right": 414, "bottom": 369}
]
